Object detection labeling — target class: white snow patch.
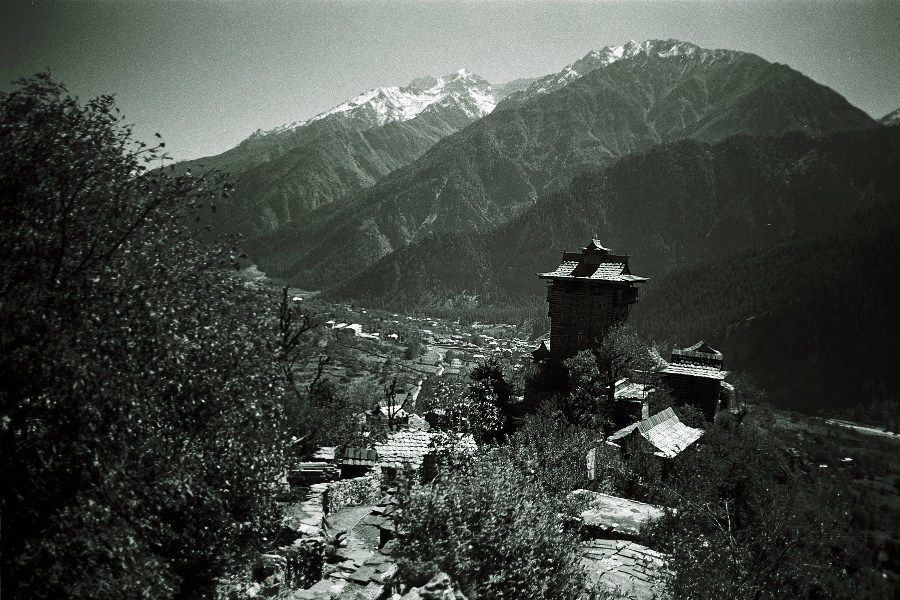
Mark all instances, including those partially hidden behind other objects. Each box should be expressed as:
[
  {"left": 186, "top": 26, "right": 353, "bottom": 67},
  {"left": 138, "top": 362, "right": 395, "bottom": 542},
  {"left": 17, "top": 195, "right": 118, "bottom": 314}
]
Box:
[{"left": 263, "top": 69, "right": 496, "bottom": 136}]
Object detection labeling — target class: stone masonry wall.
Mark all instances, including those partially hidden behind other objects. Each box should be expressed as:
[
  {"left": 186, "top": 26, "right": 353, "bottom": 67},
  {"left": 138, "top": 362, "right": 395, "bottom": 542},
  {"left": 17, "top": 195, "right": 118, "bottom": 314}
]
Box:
[{"left": 325, "top": 473, "right": 382, "bottom": 514}]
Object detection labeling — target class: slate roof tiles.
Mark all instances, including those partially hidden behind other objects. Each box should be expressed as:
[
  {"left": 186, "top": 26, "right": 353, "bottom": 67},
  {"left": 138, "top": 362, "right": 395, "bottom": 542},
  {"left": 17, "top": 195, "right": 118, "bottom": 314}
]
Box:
[
  {"left": 538, "top": 240, "right": 647, "bottom": 283},
  {"left": 608, "top": 407, "right": 703, "bottom": 458},
  {"left": 374, "top": 430, "right": 476, "bottom": 469},
  {"left": 661, "top": 363, "right": 728, "bottom": 380},
  {"left": 581, "top": 539, "right": 668, "bottom": 600}
]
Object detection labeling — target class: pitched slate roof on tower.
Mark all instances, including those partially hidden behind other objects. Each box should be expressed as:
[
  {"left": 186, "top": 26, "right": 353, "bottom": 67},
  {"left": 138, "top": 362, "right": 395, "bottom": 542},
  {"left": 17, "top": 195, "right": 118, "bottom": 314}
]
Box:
[
  {"left": 538, "top": 239, "right": 647, "bottom": 283},
  {"left": 540, "top": 261, "right": 647, "bottom": 282},
  {"left": 665, "top": 340, "right": 728, "bottom": 377}
]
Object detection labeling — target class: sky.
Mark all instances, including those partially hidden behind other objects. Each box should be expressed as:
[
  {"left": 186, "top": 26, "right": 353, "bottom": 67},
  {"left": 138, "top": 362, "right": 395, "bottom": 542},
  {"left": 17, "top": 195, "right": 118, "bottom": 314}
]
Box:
[{"left": 3, "top": 0, "right": 898, "bottom": 162}]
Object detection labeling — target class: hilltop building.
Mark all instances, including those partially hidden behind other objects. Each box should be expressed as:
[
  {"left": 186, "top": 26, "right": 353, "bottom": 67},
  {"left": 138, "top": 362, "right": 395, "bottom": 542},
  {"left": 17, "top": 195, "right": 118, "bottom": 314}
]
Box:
[
  {"left": 537, "top": 240, "right": 647, "bottom": 372},
  {"left": 660, "top": 341, "right": 729, "bottom": 420}
]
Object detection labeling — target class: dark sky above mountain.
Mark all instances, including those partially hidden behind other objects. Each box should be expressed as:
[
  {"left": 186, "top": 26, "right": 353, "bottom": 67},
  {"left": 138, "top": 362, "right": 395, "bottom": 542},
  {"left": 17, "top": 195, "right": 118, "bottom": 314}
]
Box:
[{"left": 3, "top": 0, "right": 897, "bottom": 162}]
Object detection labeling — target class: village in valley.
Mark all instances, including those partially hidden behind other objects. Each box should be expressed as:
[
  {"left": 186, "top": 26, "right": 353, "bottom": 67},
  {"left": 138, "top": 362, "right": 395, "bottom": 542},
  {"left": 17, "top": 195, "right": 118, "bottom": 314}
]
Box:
[{"left": 243, "top": 239, "right": 900, "bottom": 600}]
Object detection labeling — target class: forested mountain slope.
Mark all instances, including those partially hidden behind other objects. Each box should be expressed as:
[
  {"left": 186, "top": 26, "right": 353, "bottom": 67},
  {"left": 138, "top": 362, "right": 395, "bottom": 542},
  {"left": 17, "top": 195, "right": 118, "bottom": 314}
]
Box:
[
  {"left": 630, "top": 201, "right": 900, "bottom": 413},
  {"left": 256, "top": 40, "right": 877, "bottom": 288},
  {"left": 330, "top": 126, "right": 900, "bottom": 308}
]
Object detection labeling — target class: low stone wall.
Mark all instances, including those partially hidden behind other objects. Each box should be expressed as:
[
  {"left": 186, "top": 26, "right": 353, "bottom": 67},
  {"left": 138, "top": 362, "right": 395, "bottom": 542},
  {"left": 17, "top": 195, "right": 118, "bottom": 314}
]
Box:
[{"left": 325, "top": 473, "right": 382, "bottom": 514}]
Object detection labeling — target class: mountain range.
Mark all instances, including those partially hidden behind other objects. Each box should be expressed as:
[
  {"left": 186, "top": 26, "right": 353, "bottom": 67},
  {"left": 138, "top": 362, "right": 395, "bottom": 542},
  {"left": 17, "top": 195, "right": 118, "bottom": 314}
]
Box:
[
  {"left": 332, "top": 125, "right": 900, "bottom": 304},
  {"left": 239, "top": 39, "right": 877, "bottom": 290},
  {"left": 184, "top": 38, "right": 898, "bottom": 412},
  {"left": 180, "top": 69, "right": 533, "bottom": 237}
]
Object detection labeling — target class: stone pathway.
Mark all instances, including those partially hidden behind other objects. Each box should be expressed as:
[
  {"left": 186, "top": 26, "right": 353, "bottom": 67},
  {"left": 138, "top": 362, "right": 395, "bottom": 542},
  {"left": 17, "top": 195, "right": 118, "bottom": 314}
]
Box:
[{"left": 292, "top": 499, "right": 400, "bottom": 600}]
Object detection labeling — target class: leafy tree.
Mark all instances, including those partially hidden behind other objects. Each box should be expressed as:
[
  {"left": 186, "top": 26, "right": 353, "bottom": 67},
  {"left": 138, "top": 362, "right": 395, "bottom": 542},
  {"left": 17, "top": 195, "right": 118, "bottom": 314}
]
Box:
[
  {"left": 403, "top": 336, "right": 425, "bottom": 360},
  {"left": 0, "top": 74, "right": 290, "bottom": 599},
  {"left": 563, "top": 350, "right": 611, "bottom": 429},
  {"left": 592, "top": 324, "right": 654, "bottom": 404},
  {"left": 506, "top": 406, "right": 597, "bottom": 495},
  {"left": 380, "top": 377, "right": 412, "bottom": 432},
  {"left": 278, "top": 289, "right": 376, "bottom": 453},
  {"left": 563, "top": 325, "right": 653, "bottom": 429},
  {"left": 420, "top": 375, "right": 501, "bottom": 445},
  {"left": 469, "top": 355, "right": 514, "bottom": 407},
  {"left": 725, "top": 371, "right": 769, "bottom": 424},
  {"left": 470, "top": 355, "right": 523, "bottom": 440}
]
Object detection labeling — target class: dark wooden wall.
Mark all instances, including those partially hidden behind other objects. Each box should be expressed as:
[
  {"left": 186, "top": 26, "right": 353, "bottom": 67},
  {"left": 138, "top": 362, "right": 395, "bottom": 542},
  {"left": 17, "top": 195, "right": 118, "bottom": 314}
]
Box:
[
  {"left": 547, "top": 280, "right": 637, "bottom": 368},
  {"left": 664, "top": 373, "right": 721, "bottom": 421}
]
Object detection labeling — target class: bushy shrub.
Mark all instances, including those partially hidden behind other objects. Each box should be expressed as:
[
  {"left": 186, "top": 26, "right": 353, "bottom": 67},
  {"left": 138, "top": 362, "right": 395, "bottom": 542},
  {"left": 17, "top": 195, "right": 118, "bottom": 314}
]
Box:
[
  {"left": 506, "top": 408, "right": 598, "bottom": 494},
  {"left": 395, "top": 450, "right": 590, "bottom": 599}
]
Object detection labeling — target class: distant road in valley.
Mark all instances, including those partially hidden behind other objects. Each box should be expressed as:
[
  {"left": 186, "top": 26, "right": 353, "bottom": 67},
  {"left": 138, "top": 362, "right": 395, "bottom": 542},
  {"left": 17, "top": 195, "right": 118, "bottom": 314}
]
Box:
[{"left": 824, "top": 419, "right": 900, "bottom": 440}]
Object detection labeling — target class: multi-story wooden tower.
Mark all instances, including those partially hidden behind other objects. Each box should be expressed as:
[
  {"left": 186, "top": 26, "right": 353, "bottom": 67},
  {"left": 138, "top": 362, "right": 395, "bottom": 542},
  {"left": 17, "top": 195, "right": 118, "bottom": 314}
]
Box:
[{"left": 538, "top": 240, "right": 647, "bottom": 370}]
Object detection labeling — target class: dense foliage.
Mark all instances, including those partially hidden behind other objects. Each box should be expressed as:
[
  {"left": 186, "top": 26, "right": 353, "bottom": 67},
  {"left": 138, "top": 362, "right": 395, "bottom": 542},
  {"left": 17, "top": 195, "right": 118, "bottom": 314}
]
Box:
[
  {"left": 644, "top": 413, "right": 883, "bottom": 599},
  {"left": 0, "top": 75, "right": 289, "bottom": 599},
  {"left": 395, "top": 426, "right": 594, "bottom": 599},
  {"left": 417, "top": 357, "right": 521, "bottom": 443},
  {"left": 563, "top": 324, "right": 654, "bottom": 429}
]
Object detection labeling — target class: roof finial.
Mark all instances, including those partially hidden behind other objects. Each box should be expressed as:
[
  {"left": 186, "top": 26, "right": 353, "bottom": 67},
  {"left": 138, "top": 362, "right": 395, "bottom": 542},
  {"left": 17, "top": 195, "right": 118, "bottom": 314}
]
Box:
[{"left": 585, "top": 238, "right": 610, "bottom": 253}]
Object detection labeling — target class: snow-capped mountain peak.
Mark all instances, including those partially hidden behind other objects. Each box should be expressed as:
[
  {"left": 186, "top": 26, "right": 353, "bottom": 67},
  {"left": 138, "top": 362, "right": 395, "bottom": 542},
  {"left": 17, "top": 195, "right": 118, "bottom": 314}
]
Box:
[
  {"left": 501, "top": 39, "right": 703, "bottom": 106},
  {"left": 261, "top": 69, "right": 495, "bottom": 137}
]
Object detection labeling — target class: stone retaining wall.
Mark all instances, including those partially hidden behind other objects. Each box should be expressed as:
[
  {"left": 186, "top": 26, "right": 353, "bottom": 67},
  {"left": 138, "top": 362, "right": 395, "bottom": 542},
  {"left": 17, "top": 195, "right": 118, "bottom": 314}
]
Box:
[{"left": 325, "top": 474, "right": 382, "bottom": 514}]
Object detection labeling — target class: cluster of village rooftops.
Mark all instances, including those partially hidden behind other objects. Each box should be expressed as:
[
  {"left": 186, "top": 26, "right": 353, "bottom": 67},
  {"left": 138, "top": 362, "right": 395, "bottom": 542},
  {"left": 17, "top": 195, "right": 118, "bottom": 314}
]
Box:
[{"left": 306, "top": 239, "right": 731, "bottom": 483}]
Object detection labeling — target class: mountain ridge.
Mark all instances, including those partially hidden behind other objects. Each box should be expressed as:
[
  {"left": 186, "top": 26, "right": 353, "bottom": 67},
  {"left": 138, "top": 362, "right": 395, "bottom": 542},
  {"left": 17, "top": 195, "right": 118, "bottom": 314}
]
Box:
[
  {"left": 879, "top": 106, "right": 900, "bottom": 126},
  {"left": 498, "top": 39, "right": 718, "bottom": 108},
  {"left": 324, "top": 126, "right": 900, "bottom": 310},
  {"left": 179, "top": 69, "right": 514, "bottom": 237},
  {"left": 255, "top": 40, "right": 878, "bottom": 289}
]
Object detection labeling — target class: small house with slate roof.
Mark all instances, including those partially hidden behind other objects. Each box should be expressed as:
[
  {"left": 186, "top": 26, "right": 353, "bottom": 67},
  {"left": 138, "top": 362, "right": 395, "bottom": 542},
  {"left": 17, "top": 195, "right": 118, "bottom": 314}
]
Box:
[
  {"left": 374, "top": 430, "right": 476, "bottom": 482},
  {"left": 537, "top": 240, "right": 647, "bottom": 371},
  {"left": 606, "top": 407, "right": 704, "bottom": 459},
  {"left": 661, "top": 341, "right": 729, "bottom": 420}
]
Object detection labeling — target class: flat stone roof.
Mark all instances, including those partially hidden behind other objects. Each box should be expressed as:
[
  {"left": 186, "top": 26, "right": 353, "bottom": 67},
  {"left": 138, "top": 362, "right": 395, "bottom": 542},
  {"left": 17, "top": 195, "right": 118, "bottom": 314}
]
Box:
[{"left": 572, "top": 490, "right": 664, "bottom": 539}]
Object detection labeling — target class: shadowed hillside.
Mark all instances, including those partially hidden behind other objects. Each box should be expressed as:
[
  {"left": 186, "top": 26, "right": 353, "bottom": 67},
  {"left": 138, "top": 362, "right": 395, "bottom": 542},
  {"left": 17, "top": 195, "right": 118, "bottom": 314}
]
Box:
[
  {"left": 331, "top": 126, "right": 900, "bottom": 307},
  {"left": 631, "top": 201, "right": 900, "bottom": 414}
]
